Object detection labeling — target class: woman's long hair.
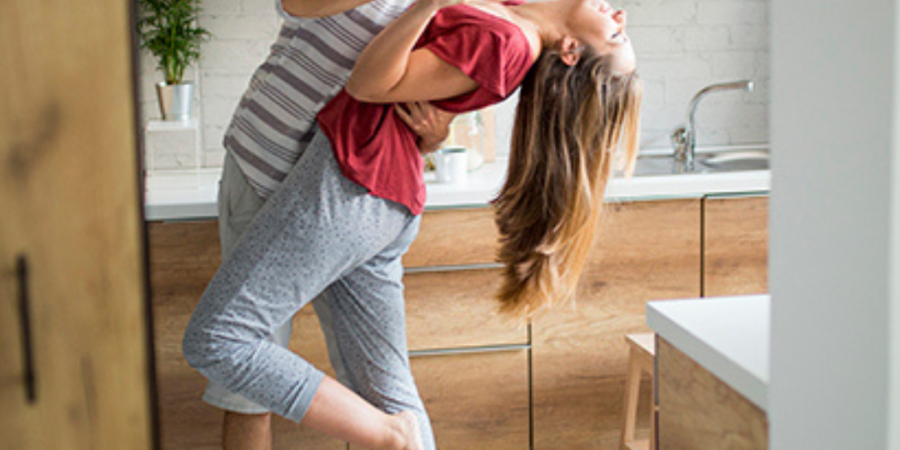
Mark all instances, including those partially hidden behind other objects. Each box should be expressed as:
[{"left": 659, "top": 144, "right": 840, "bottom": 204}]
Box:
[{"left": 492, "top": 45, "right": 642, "bottom": 320}]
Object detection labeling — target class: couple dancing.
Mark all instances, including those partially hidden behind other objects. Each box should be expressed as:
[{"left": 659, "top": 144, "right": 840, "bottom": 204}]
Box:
[{"left": 182, "top": 0, "right": 641, "bottom": 448}]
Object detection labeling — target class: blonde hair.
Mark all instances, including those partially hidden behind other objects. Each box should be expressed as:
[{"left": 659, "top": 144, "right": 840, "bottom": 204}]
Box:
[{"left": 492, "top": 46, "right": 643, "bottom": 320}]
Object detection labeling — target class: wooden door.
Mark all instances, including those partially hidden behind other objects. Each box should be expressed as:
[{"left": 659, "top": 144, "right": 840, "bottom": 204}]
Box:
[{"left": 0, "top": 1, "right": 154, "bottom": 450}]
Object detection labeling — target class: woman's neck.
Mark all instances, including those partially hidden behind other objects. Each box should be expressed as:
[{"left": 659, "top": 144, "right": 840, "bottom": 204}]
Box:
[{"left": 509, "top": 0, "right": 570, "bottom": 51}]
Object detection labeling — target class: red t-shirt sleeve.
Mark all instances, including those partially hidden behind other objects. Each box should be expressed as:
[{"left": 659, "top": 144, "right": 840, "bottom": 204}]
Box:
[{"left": 424, "top": 23, "right": 528, "bottom": 104}]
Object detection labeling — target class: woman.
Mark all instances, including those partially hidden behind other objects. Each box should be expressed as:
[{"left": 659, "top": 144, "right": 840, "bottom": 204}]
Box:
[{"left": 183, "top": 0, "right": 640, "bottom": 448}]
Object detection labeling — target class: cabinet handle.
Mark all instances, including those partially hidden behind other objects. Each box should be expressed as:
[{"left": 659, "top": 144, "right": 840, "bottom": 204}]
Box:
[
  {"left": 16, "top": 255, "right": 37, "bottom": 404},
  {"left": 409, "top": 343, "right": 530, "bottom": 358}
]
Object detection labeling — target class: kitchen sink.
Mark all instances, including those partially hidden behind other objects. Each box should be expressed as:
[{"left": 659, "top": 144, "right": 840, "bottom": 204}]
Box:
[
  {"left": 629, "top": 146, "right": 770, "bottom": 177},
  {"left": 699, "top": 150, "right": 769, "bottom": 171}
]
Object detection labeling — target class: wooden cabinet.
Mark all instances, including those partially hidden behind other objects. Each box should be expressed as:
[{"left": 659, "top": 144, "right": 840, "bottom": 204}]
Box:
[
  {"left": 703, "top": 195, "right": 769, "bottom": 297},
  {"left": 147, "top": 195, "right": 769, "bottom": 450},
  {"left": 656, "top": 338, "right": 767, "bottom": 450},
  {"left": 532, "top": 199, "right": 703, "bottom": 450}
]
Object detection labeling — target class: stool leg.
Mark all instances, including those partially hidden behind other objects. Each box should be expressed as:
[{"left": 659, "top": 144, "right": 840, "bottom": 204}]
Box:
[
  {"left": 620, "top": 350, "right": 642, "bottom": 450},
  {"left": 644, "top": 359, "right": 657, "bottom": 450}
]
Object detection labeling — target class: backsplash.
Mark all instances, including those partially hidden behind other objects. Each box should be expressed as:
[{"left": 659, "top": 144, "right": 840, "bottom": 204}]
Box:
[{"left": 137, "top": 0, "right": 769, "bottom": 169}]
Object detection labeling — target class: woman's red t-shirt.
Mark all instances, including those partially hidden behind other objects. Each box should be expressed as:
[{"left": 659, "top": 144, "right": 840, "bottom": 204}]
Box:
[{"left": 316, "top": 0, "right": 534, "bottom": 215}]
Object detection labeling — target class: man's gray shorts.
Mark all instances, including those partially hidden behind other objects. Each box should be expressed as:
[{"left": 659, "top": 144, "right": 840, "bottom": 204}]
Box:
[{"left": 200, "top": 150, "right": 291, "bottom": 414}]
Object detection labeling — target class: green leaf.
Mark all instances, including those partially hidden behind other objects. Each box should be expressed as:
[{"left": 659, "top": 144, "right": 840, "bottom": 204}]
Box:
[{"left": 136, "top": 0, "right": 210, "bottom": 83}]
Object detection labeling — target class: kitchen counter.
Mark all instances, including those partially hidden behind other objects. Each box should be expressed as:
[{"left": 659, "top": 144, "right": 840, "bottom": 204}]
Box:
[
  {"left": 144, "top": 155, "right": 770, "bottom": 221},
  {"left": 646, "top": 294, "right": 770, "bottom": 411}
]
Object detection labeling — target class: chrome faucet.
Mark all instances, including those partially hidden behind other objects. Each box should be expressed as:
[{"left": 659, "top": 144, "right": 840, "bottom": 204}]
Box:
[{"left": 671, "top": 80, "right": 754, "bottom": 172}]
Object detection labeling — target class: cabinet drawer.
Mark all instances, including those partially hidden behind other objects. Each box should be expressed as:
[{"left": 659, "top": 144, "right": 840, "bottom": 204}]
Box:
[
  {"left": 405, "top": 268, "right": 526, "bottom": 351},
  {"left": 405, "top": 208, "right": 499, "bottom": 268},
  {"left": 412, "top": 351, "right": 530, "bottom": 450},
  {"left": 347, "top": 351, "right": 530, "bottom": 450}
]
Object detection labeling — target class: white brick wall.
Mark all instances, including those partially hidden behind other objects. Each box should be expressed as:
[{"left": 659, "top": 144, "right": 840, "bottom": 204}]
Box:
[
  {"left": 624, "top": 0, "right": 770, "bottom": 150},
  {"left": 137, "top": 0, "right": 770, "bottom": 168}
]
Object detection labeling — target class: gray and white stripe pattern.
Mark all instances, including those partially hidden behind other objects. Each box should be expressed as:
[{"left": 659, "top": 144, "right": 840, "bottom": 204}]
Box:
[{"left": 224, "top": 0, "right": 415, "bottom": 199}]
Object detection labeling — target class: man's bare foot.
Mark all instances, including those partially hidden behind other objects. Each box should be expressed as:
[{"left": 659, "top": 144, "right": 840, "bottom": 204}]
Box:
[{"left": 385, "top": 411, "right": 423, "bottom": 450}]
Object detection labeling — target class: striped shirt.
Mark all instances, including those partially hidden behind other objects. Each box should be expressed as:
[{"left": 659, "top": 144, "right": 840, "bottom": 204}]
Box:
[{"left": 223, "top": 0, "right": 415, "bottom": 199}]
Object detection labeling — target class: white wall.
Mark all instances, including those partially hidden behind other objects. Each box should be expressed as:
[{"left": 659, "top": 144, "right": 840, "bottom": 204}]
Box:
[
  {"left": 891, "top": 3, "right": 900, "bottom": 446},
  {"left": 138, "top": 0, "right": 770, "bottom": 169},
  {"left": 769, "top": 0, "right": 900, "bottom": 449}
]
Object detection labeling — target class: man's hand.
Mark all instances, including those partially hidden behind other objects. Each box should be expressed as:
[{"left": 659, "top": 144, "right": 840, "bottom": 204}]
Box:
[{"left": 394, "top": 102, "right": 456, "bottom": 155}]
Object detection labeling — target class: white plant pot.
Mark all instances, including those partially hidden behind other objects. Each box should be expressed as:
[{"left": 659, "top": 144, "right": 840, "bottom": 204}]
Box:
[{"left": 156, "top": 81, "right": 194, "bottom": 121}]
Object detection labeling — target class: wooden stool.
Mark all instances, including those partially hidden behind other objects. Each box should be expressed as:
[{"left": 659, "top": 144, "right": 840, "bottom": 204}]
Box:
[{"left": 620, "top": 333, "right": 657, "bottom": 450}]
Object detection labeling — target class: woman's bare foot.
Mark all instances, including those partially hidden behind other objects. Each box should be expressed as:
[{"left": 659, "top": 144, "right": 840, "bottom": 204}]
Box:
[{"left": 384, "top": 411, "right": 423, "bottom": 450}]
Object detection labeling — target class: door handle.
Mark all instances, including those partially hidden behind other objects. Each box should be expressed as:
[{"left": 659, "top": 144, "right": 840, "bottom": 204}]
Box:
[{"left": 16, "top": 255, "right": 37, "bottom": 404}]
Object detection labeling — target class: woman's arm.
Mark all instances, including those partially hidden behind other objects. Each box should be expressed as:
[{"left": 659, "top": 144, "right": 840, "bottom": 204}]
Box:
[
  {"left": 281, "top": 0, "right": 372, "bottom": 19},
  {"left": 344, "top": 0, "right": 480, "bottom": 103}
]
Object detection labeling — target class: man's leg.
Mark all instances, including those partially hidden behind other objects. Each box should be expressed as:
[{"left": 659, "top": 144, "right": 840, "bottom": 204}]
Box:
[{"left": 221, "top": 412, "right": 271, "bottom": 450}]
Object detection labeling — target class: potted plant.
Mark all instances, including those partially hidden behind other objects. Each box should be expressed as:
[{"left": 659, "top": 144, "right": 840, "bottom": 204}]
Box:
[{"left": 137, "top": 0, "right": 210, "bottom": 121}]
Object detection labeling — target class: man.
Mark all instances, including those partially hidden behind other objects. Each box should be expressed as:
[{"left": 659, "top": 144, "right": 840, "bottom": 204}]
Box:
[{"left": 207, "top": 0, "right": 454, "bottom": 448}]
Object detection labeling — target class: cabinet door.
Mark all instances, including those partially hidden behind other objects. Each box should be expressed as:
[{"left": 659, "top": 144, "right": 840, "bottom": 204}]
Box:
[
  {"left": 0, "top": 1, "right": 152, "bottom": 449},
  {"left": 404, "top": 268, "right": 526, "bottom": 351},
  {"left": 657, "top": 338, "right": 768, "bottom": 450},
  {"left": 148, "top": 220, "right": 343, "bottom": 450},
  {"left": 532, "top": 199, "right": 702, "bottom": 450},
  {"left": 703, "top": 195, "right": 769, "bottom": 297}
]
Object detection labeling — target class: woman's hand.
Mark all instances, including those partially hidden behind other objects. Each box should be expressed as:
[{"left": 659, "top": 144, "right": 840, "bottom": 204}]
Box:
[{"left": 395, "top": 102, "right": 456, "bottom": 155}]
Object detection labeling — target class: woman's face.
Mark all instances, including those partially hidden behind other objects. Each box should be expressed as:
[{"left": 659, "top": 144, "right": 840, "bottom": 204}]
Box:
[{"left": 566, "top": 0, "right": 635, "bottom": 73}]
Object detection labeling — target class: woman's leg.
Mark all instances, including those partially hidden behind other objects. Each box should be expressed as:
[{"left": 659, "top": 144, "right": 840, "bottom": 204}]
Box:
[
  {"left": 211, "top": 150, "right": 358, "bottom": 450},
  {"left": 182, "top": 130, "right": 424, "bottom": 448},
  {"left": 304, "top": 377, "right": 424, "bottom": 450},
  {"left": 314, "top": 215, "right": 436, "bottom": 450}
]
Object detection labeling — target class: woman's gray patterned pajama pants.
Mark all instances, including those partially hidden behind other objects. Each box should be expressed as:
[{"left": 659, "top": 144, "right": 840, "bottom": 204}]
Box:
[{"left": 182, "top": 129, "right": 434, "bottom": 449}]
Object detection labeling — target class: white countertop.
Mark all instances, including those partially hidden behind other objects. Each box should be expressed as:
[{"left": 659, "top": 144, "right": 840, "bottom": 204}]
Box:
[
  {"left": 646, "top": 294, "right": 770, "bottom": 411},
  {"left": 144, "top": 155, "right": 770, "bottom": 221}
]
